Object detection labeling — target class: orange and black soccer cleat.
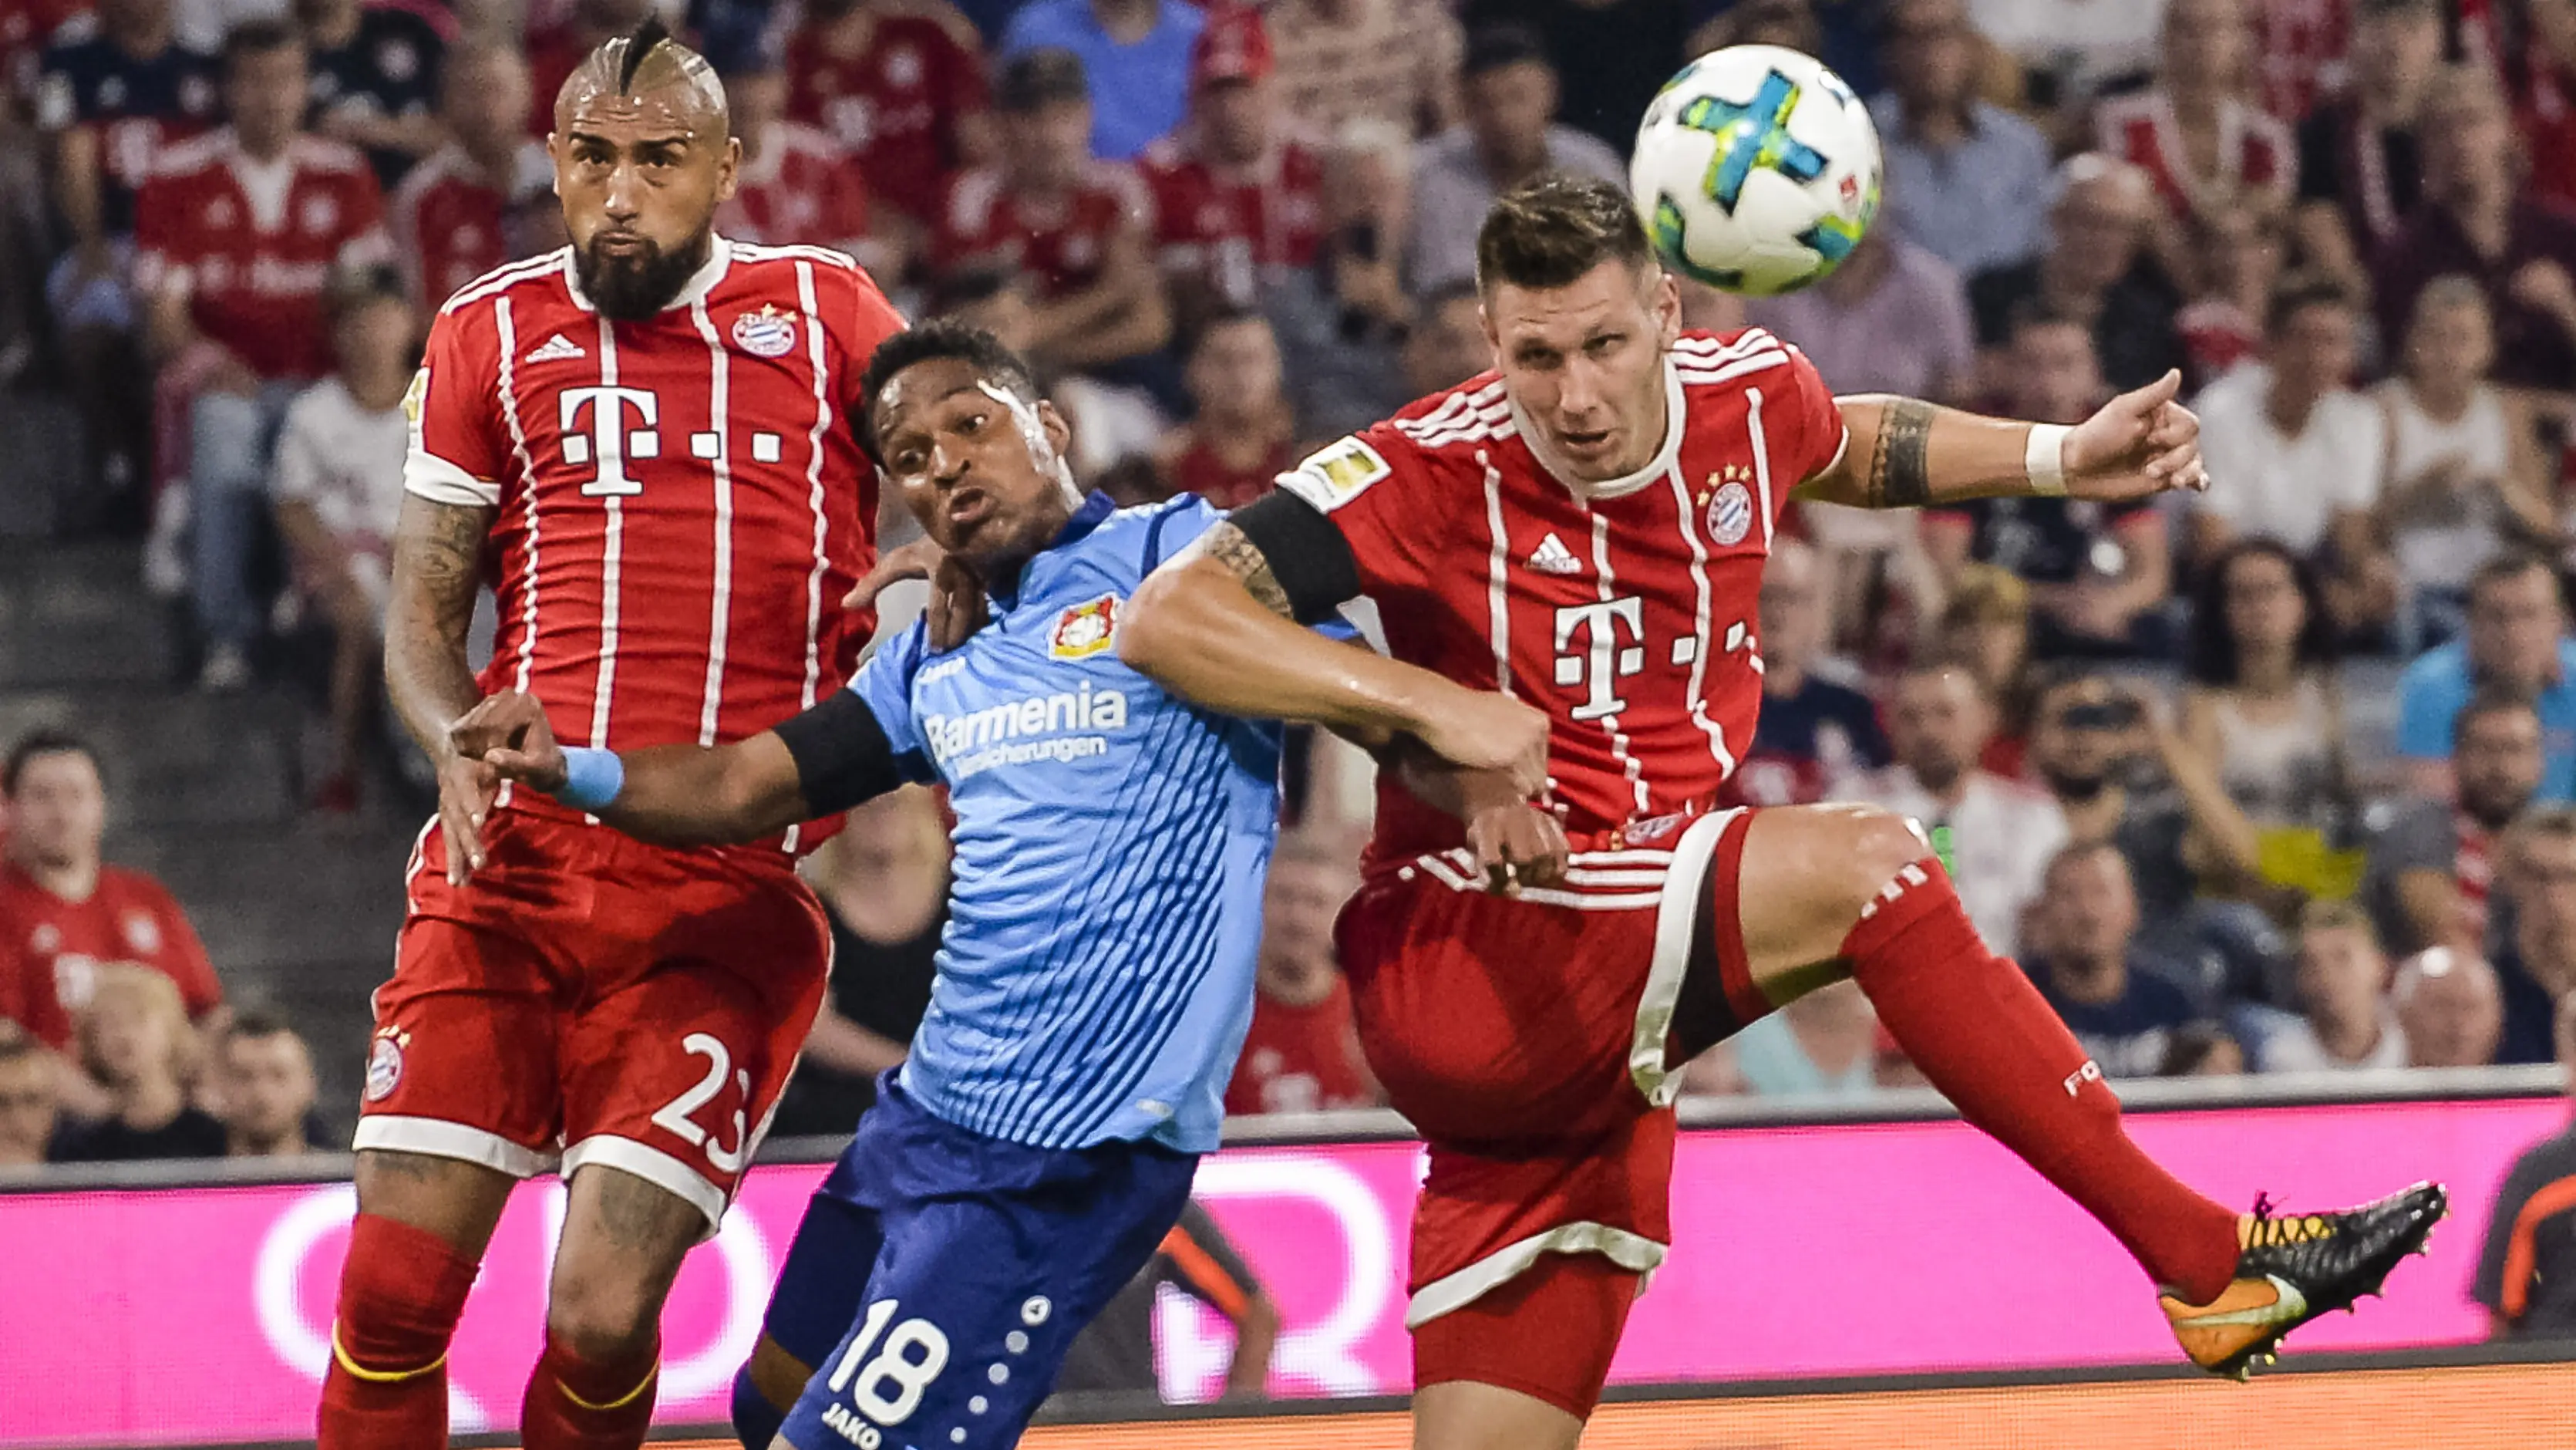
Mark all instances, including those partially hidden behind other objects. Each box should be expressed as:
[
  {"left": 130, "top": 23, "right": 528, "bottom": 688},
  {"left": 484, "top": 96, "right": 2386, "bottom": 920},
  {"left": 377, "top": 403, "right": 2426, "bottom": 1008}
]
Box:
[{"left": 2160, "top": 1182, "right": 2449, "bottom": 1379}]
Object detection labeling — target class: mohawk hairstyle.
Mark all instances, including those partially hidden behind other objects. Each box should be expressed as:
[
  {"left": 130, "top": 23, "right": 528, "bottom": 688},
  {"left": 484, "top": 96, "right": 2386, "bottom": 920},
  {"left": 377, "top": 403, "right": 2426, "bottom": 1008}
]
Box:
[
  {"left": 617, "top": 13, "right": 672, "bottom": 93},
  {"left": 854, "top": 320, "right": 1043, "bottom": 464}
]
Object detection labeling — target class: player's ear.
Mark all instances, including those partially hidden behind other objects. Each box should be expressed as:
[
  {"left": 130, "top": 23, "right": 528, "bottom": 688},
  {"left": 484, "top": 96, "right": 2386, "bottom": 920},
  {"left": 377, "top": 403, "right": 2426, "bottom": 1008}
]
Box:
[
  {"left": 1035, "top": 398, "right": 1072, "bottom": 460},
  {"left": 545, "top": 131, "right": 564, "bottom": 195},
  {"left": 715, "top": 135, "right": 741, "bottom": 203},
  {"left": 1649, "top": 265, "right": 1682, "bottom": 348}
]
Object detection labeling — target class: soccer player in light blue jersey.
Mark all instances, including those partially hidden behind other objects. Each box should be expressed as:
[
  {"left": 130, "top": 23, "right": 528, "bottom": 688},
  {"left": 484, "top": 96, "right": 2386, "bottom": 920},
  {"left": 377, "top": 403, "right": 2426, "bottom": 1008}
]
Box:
[{"left": 446, "top": 319, "right": 1557, "bottom": 1450}]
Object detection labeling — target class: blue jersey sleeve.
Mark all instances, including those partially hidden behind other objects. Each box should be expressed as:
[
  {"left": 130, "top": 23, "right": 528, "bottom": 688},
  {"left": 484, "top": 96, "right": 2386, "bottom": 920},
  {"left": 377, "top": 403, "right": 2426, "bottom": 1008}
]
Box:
[{"left": 848, "top": 622, "right": 940, "bottom": 783}]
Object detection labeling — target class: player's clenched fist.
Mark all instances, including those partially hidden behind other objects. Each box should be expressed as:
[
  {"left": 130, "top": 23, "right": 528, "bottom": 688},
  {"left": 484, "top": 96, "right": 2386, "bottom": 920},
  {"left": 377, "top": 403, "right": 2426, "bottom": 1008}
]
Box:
[
  {"left": 1467, "top": 803, "right": 1571, "bottom": 894},
  {"left": 1410, "top": 690, "right": 1552, "bottom": 801},
  {"left": 448, "top": 691, "right": 568, "bottom": 794}
]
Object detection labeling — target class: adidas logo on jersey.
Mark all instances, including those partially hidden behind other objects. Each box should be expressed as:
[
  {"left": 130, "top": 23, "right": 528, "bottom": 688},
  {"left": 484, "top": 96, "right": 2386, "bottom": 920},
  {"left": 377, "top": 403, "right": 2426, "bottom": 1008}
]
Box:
[
  {"left": 524, "top": 333, "right": 587, "bottom": 363},
  {"left": 1526, "top": 533, "right": 1584, "bottom": 575}
]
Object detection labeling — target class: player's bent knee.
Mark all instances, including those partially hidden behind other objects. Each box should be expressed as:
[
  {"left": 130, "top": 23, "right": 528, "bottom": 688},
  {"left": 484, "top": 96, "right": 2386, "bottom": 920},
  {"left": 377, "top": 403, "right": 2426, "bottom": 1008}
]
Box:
[
  {"left": 332, "top": 1212, "right": 483, "bottom": 1375},
  {"left": 1837, "top": 808, "right": 1935, "bottom": 916}
]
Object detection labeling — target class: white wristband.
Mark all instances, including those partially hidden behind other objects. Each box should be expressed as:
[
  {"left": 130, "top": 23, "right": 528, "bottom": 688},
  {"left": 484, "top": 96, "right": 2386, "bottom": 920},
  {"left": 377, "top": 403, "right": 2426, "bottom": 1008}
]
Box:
[{"left": 2025, "top": 423, "right": 2069, "bottom": 496}]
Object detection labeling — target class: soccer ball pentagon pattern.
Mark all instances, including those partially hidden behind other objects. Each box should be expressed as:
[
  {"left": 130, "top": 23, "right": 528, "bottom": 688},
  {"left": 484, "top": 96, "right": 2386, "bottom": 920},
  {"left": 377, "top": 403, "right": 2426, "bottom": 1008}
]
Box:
[{"left": 1631, "top": 45, "right": 1883, "bottom": 297}]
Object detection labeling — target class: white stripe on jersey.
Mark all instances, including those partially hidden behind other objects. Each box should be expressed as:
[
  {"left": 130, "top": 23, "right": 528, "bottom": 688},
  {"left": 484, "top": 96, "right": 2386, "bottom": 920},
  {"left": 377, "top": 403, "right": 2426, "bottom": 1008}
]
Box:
[
  {"left": 1588, "top": 514, "right": 1652, "bottom": 814},
  {"left": 1744, "top": 386, "right": 1776, "bottom": 548},
  {"left": 494, "top": 298, "right": 543, "bottom": 810},
  {"left": 1662, "top": 461, "right": 1739, "bottom": 777},
  {"left": 1412, "top": 851, "right": 1662, "bottom": 910},
  {"left": 734, "top": 241, "right": 859, "bottom": 271},
  {"left": 1397, "top": 380, "right": 1509, "bottom": 448},
  {"left": 1479, "top": 452, "right": 1513, "bottom": 696},
  {"left": 786, "top": 258, "right": 833, "bottom": 856},
  {"left": 1676, "top": 349, "right": 1791, "bottom": 389},
  {"left": 1671, "top": 329, "right": 1780, "bottom": 364},
  {"left": 1571, "top": 848, "right": 1678, "bottom": 865},
  {"left": 589, "top": 316, "right": 627, "bottom": 750},
  {"left": 688, "top": 300, "right": 736, "bottom": 746},
  {"left": 439, "top": 250, "right": 569, "bottom": 315}
]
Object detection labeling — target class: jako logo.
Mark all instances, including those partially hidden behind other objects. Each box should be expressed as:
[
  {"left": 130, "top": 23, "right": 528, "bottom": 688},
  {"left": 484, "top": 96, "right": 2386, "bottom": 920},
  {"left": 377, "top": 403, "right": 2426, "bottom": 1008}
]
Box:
[{"left": 923, "top": 683, "right": 1129, "bottom": 766}]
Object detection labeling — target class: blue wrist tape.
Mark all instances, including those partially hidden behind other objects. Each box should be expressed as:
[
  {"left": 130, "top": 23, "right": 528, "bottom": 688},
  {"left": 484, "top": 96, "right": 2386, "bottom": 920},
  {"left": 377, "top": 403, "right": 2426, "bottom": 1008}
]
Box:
[{"left": 555, "top": 747, "right": 625, "bottom": 811}]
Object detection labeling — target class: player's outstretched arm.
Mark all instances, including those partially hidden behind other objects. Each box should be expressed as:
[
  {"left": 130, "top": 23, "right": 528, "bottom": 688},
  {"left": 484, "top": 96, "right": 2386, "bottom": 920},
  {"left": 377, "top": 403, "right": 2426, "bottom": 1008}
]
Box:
[
  {"left": 388, "top": 494, "right": 503, "bottom": 884},
  {"left": 1798, "top": 369, "right": 2210, "bottom": 511},
  {"left": 1119, "top": 518, "right": 1550, "bottom": 797},
  {"left": 450, "top": 690, "right": 910, "bottom": 849}
]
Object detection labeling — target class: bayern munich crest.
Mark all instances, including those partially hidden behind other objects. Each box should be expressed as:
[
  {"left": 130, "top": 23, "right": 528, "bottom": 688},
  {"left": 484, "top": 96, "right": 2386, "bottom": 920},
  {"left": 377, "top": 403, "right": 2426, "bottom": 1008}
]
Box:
[
  {"left": 364, "top": 1032, "right": 406, "bottom": 1101},
  {"left": 1706, "top": 478, "right": 1754, "bottom": 547},
  {"left": 731, "top": 305, "right": 799, "bottom": 359}
]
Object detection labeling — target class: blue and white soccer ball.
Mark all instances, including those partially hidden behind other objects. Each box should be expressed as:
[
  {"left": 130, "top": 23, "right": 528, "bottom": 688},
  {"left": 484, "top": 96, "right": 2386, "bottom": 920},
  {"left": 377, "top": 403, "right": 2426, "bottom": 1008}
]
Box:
[{"left": 1630, "top": 45, "right": 1883, "bottom": 297}]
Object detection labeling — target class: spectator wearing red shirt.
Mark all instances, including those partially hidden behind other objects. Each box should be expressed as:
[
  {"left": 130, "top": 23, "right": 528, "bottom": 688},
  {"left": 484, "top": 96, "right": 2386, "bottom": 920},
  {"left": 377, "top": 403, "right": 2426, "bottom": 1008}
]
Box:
[
  {"left": 2293, "top": 0, "right": 2442, "bottom": 302},
  {"left": 714, "top": 42, "right": 874, "bottom": 262},
  {"left": 1157, "top": 308, "right": 1298, "bottom": 508},
  {"left": 136, "top": 20, "right": 389, "bottom": 690},
  {"left": 1136, "top": 7, "right": 1325, "bottom": 330},
  {"left": 2093, "top": 0, "right": 2297, "bottom": 295},
  {"left": 32, "top": 0, "right": 221, "bottom": 518},
  {"left": 0, "top": 733, "right": 223, "bottom": 1090},
  {"left": 934, "top": 48, "right": 1169, "bottom": 375},
  {"left": 389, "top": 42, "right": 555, "bottom": 310},
  {"left": 1225, "top": 838, "right": 1379, "bottom": 1116},
  {"left": 786, "top": 0, "right": 992, "bottom": 244},
  {"left": 2375, "top": 70, "right": 2576, "bottom": 393},
  {"left": 2516, "top": 0, "right": 2576, "bottom": 214}
]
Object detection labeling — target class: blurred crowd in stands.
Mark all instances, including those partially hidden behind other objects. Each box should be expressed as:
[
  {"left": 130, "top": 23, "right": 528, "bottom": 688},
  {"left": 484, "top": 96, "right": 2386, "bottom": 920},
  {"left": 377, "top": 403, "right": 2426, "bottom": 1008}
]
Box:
[{"left": 4, "top": 0, "right": 2576, "bottom": 1171}]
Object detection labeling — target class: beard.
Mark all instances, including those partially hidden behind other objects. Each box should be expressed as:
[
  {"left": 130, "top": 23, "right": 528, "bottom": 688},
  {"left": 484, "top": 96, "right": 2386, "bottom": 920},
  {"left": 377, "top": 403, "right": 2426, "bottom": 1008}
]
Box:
[{"left": 574, "top": 227, "right": 711, "bottom": 321}]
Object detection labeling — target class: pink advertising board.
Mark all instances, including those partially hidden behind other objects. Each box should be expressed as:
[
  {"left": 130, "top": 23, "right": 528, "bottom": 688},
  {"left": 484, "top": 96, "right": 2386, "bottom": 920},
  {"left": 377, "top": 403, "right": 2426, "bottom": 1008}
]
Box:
[{"left": 0, "top": 1098, "right": 2557, "bottom": 1447}]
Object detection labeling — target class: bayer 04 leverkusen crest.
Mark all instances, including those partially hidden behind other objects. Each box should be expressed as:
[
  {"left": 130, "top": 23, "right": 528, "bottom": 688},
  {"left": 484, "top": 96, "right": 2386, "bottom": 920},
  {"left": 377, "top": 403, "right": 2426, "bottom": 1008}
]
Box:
[{"left": 1049, "top": 594, "right": 1119, "bottom": 659}]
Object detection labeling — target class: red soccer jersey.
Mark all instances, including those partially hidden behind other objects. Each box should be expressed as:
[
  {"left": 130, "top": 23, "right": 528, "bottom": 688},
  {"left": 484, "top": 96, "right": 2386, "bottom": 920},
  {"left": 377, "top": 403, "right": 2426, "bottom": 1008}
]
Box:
[
  {"left": 0, "top": 860, "right": 221, "bottom": 1050},
  {"left": 719, "top": 122, "right": 871, "bottom": 252},
  {"left": 1136, "top": 131, "right": 1326, "bottom": 305},
  {"left": 390, "top": 140, "right": 557, "bottom": 310},
  {"left": 403, "top": 239, "right": 903, "bottom": 849},
  {"left": 932, "top": 162, "right": 1152, "bottom": 300},
  {"left": 786, "top": 5, "right": 987, "bottom": 224},
  {"left": 1277, "top": 329, "right": 1848, "bottom": 888},
  {"left": 1224, "top": 975, "right": 1376, "bottom": 1115},
  {"left": 133, "top": 130, "right": 389, "bottom": 381}
]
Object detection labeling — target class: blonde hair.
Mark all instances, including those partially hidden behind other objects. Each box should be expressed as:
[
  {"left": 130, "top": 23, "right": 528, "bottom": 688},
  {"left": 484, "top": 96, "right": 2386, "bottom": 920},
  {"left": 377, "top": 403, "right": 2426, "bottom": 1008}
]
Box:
[
  {"left": 79, "top": 963, "right": 195, "bottom": 1083},
  {"left": 1942, "top": 565, "right": 2031, "bottom": 627}
]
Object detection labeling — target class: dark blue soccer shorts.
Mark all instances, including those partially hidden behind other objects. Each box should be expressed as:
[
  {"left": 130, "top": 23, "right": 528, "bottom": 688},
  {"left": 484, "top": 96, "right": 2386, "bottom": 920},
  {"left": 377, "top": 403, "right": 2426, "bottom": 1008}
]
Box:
[{"left": 769, "top": 1075, "right": 1199, "bottom": 1450}]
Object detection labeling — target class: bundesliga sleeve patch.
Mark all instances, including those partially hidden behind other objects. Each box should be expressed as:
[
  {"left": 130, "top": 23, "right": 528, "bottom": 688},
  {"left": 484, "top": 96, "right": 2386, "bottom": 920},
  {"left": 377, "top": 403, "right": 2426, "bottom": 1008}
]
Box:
[
  {"left": 1049, "top": 595, "right": 1120, "bottom": 659},
  {"left": 1277, "top": 435, "right": 1391, "bottom": 514}
]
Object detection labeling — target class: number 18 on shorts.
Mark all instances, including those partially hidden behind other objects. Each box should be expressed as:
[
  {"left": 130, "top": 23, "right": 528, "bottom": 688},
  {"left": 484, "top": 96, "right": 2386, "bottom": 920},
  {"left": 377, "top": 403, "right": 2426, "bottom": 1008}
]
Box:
[{"left": 774, "top": 1081, "right": 1200, "bottom": 1450}]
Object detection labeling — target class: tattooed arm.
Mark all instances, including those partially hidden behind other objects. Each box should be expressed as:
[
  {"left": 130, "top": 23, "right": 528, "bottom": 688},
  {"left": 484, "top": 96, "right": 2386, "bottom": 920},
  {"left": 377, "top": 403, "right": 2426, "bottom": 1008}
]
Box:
[
  {"left": 1798, "top": 371, "right": 2209, "bottom": 511},
  {"left": 1119, "top": 515, "right": 1550, "bottom": 794},
  {"left": 386, "top": 494, "right": 501, "bottom": 882}
]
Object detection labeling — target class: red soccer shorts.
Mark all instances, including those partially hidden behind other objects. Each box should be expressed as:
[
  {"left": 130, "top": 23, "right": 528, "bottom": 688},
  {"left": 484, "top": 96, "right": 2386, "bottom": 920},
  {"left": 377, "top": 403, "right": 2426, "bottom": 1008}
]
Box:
[
  {"left": 1336, "top": 811, "right": 1760, "bottom": 1411},
  {"left": 355, "top": 808, "right": 830, "bottom": 1231}
]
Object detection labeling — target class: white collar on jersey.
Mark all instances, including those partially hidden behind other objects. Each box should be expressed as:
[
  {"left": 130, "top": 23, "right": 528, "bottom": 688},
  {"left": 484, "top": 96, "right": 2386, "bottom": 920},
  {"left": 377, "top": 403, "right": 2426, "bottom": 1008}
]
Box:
[
  {"left": 1507, "top": 356, "right": 1687, "bottom": 503},
  {"left": 561, "top": 233, "right": 736, "bottom": 315}
]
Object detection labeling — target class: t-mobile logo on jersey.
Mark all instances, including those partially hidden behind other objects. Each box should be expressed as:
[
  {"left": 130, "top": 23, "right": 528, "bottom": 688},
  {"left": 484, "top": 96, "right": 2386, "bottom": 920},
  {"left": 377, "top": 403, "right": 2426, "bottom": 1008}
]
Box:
[
  {"left": 1554, "top": 597, "right": 1645, "bottom": 721},
  {"left": 559, "top": 386, "right": 661, "bottom": 497}
]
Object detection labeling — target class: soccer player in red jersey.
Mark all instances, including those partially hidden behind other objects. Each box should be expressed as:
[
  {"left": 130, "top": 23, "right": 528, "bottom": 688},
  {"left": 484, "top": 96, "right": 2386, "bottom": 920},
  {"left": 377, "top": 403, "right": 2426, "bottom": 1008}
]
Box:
[
  {"left": 1119, "top": 176, "right": 2448, "bottom": 1448},
  {"left": 315, "top": 20, "right": 904, "bottom": 1449}
]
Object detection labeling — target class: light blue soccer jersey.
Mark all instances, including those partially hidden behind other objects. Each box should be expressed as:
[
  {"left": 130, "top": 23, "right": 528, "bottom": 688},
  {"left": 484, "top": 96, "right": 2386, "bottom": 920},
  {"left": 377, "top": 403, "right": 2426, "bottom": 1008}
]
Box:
[{"left": 847, "top": 491, "right": 1286, "bottom": 1155}]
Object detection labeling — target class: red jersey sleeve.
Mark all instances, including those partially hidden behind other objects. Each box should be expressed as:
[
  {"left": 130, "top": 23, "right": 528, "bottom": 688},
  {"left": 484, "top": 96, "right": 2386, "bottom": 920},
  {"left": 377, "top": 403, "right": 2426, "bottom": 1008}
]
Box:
[
  {"left": 403, "top": 301, "right": 510, "bottom": 508},
  {"left": 1763, "top": 343, "right": 1849, "bottom": 508},
  {"left": 1271, "top": 427, "right": 1440, "bottom": 599}
]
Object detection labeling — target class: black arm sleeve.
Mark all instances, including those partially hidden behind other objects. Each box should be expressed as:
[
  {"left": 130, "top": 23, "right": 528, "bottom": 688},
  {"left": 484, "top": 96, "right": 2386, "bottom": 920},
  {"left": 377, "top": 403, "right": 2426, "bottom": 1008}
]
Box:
[
  {"left": 1228, "top": 488, "right": 1365, "bottom": 626},
  {"left": 770, "top": 690, "right": 911, "bottom": 817}
]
